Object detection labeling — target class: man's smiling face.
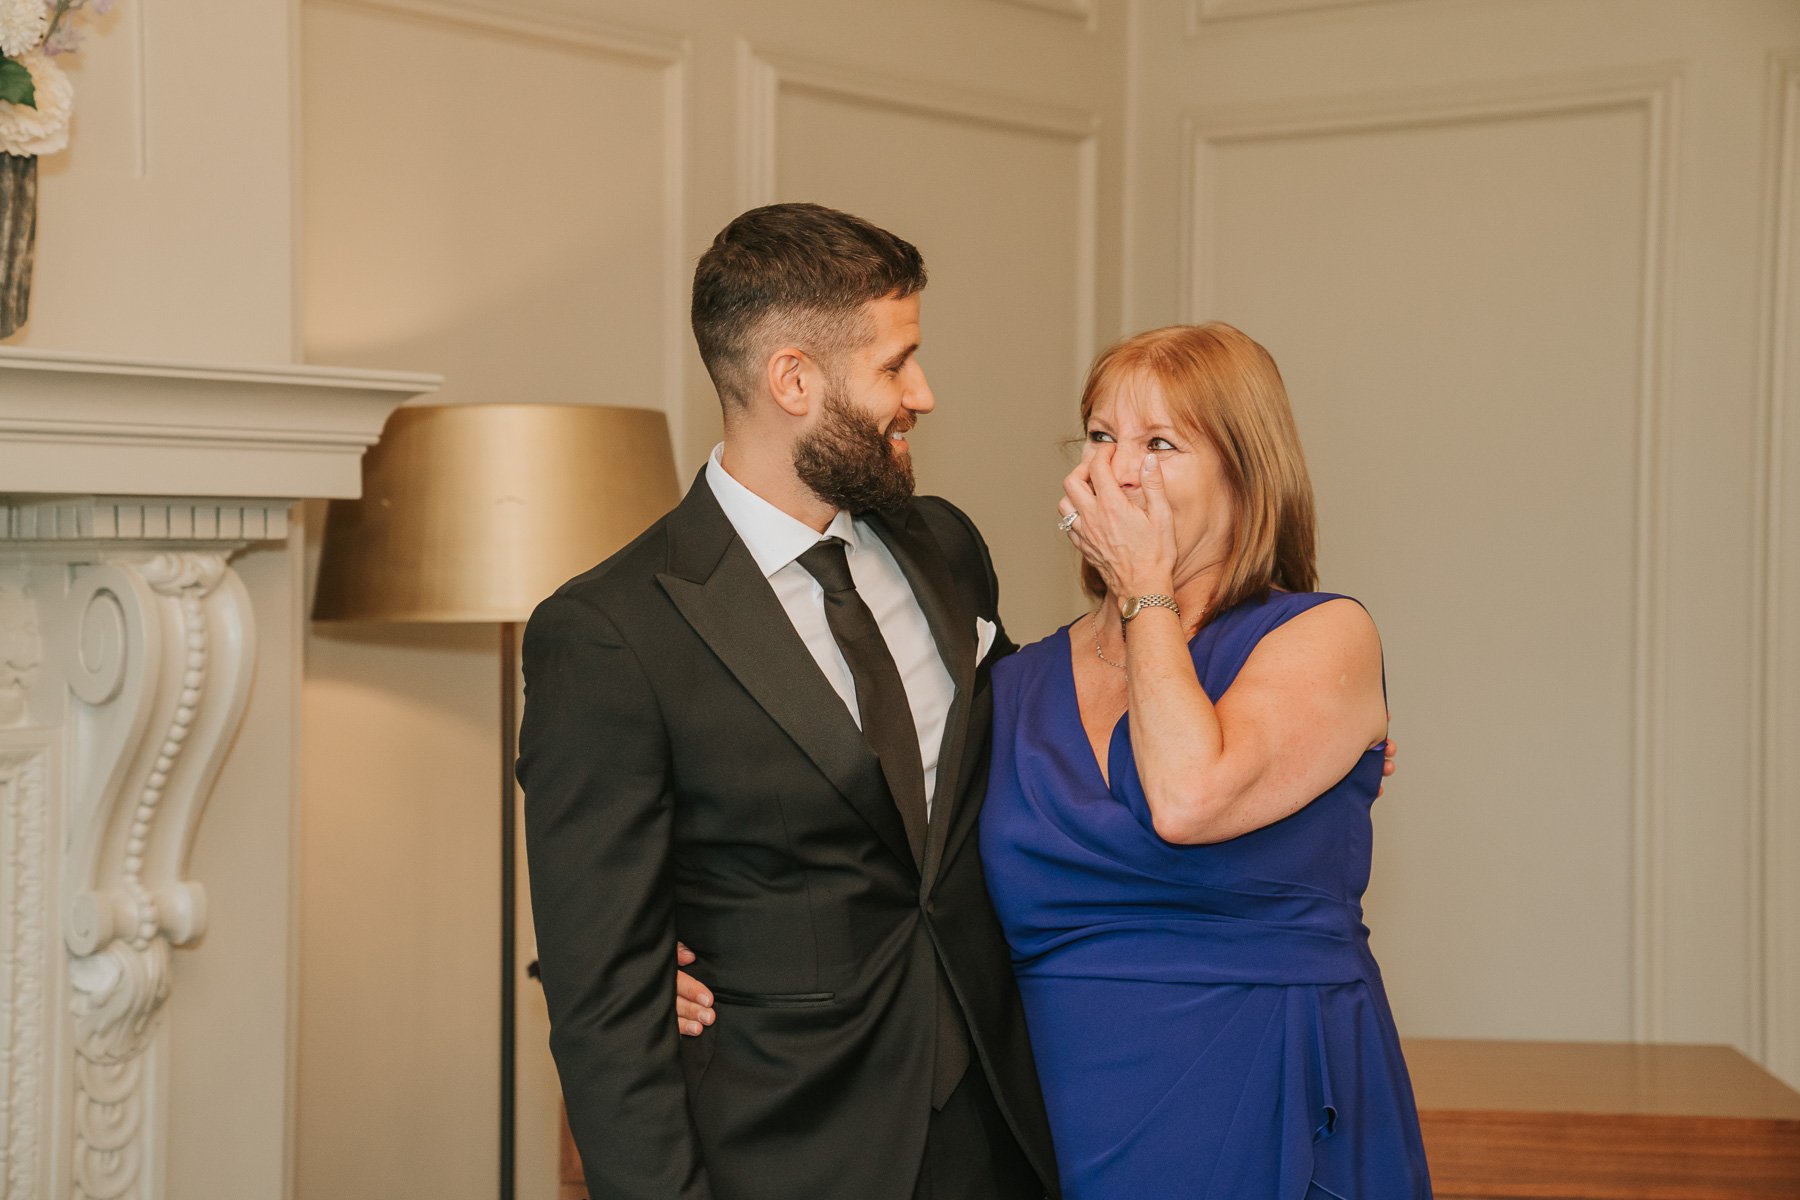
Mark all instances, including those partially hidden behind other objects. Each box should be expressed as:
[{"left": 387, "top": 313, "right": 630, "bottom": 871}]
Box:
[{"left": 792, "top": 292, "right": 935, "bottom": 513}]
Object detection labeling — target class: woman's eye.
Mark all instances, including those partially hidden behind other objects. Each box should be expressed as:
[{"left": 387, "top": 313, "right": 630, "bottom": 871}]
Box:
[
  {"left": 1086, "top": 430, "right": 1115, "bottom": 443},
  {"left": 1148, "top": 437, "right": 1177, "bottom": 452}
]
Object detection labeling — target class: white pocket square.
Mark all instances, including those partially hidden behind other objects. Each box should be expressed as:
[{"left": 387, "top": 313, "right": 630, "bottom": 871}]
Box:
[{"left": 975, "top": 617, "right": 998, "bottom": 662}]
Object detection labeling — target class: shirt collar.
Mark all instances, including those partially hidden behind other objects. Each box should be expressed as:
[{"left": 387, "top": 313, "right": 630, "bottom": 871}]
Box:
[{"left": 705, "top": 443, "right": 861, "bottom": 579}]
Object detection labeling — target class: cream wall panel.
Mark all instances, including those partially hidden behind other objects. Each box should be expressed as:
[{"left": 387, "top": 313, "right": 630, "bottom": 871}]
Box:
[
  {"left": 990, "top": 0, "right": 1097, "bottom": 24},
  {"left": 1195, "top": 97, "right": 1653, "bottom": 1040},
  {"left": 1190, "top": 0, "right": 1440, "bottom": 24},
  {"left": 767, "top": 60, "right": 1098, "bottom": 641},
  {"left": 299, "top": 622, "right": 508, "bottom": 1200},
  {"left": 299, "top": 5, "right": 686, "bottom": 1198},
  {"left": 302, "top": 0, "right": 682, "bottom": 426},
  {"left": 1759, "top": 50, "right": 1800, "bottom": 1093},
  {"left": 1132, "top": 0, "right": 1800, "bottom": 1082},
  {"left": 672, "top": 0, "right": 1127, "bottom": 475},
  {"left": 17, "top": 1, "right": 296, "bottom": 360}
]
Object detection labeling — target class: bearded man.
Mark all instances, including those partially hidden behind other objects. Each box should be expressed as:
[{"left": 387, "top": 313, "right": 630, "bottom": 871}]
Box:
[{"left": 517, "top": 203, "right": 1059, "bottom": 1200}]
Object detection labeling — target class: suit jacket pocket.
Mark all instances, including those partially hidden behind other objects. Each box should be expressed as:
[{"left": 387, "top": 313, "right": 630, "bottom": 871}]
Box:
[{"left": 709, "top": 988, "right": 836, "bottom": 1009}]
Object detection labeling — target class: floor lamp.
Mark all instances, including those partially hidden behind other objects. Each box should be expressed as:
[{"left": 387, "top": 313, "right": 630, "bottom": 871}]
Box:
[{"left": 312, "top": 403, "right": 680, "bottom": 1200}]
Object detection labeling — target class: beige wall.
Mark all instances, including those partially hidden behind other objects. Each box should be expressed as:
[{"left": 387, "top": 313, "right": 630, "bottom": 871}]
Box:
[
  {"left": 1763, "top": 40, "right": 1800, "bottom": 1106},
  {"left": 296, "top": 2, "right": 1122, "bottom": 1198},
  {"left": 24, "top": 0, "right": 298, "bottom": 360},
  {"left": 294, "top": 1, "right": 1800, "bottom": 1197},
  {"left": 1125, "top": 0, "right": 1800, "bottom": 1083}
]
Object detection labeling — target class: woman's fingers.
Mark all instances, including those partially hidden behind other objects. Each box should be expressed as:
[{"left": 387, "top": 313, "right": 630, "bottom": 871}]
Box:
[
  {"left": 1069, "top": 448, "right": 1140, "bottom": 524},
  {"left": 675, "top": 967, "right": 714, "bottom": 1037},
  {"left": 1375, "top": 738, "right": 1397, "bottom": 796},
  {"left": 1063, "top": 458, "right": 1097, "bottom": 511},
  {"left": 1140, "top": 453, "right": 1172, "bottom": 524},
  {"left": 1088, "top": 443, "right": 1123, "bottom": 500},
  {"left": 1062, "top": 464, "right": 1104, "bottom": 550}
]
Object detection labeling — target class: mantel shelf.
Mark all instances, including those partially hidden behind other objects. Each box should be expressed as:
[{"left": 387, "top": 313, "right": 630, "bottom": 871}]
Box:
[{"left": 0, "top": 346, "right": 441, "bottom": 501}]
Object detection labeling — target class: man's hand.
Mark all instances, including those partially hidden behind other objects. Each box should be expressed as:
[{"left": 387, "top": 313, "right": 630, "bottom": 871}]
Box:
[
  {"left": 675, "top": 941, "right": 714, "bottom": 1037},
  {"left": 1378, "top": 737, "right": 1397, "bottom": 796}
]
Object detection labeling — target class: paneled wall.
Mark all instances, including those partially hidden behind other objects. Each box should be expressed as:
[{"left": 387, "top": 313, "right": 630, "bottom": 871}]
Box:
[
  {"left": 1200, "top": 82, "right": 1658, "bottom": 1040},
  {"left": 1763, "top": 46, "right": 1800, "bottom": 1098},
  {"left": 299, "top": 8, "right": 691, "bottom": 1195},
  {"left": 296, "top": 3, "right": 1123, "bottom": 1197},
  {"left": 758, "top": 52, "right": 1100, "bottom": 636},
  {"left": 23, "top": 1, "right": 297, "bottom": 360},
  {"left": 296, "top": 2, "right": 1800, "bottom": 1196},
  {"left": 1127, "top": 0, "right": 1800, "bottom": 1084}
]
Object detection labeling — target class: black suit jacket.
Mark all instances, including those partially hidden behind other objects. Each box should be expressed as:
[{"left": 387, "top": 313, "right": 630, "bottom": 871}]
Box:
[{"left": 517, "top": 473, "right": 1059, "bottom": 1200}]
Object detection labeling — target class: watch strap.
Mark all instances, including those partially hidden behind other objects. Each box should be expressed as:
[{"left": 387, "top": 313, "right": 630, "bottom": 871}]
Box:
[{"left": 1121, "top": 593, "right": 1180, "bottom": 623}]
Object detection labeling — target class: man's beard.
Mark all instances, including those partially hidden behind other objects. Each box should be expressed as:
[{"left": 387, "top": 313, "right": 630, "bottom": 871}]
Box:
[{"left": 792, "top": 383, "right": 916, "bottom": 514}]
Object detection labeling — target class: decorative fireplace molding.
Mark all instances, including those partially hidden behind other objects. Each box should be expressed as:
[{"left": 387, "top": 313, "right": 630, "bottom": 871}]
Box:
[
  {"left": 0, "top": 346, "right": 437, "bottom": 498},
  {"left": 2, "top": 744, "right": 48, "bottom": 1200},
  {"left": 0, "top": 347, "right": 437, "bottom": 1198}
]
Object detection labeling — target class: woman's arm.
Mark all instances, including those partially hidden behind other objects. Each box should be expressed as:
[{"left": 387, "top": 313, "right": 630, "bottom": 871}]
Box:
[
  {"left": 1061, "top": 447, "right": 1387, "bottom": 844},
  {"left": 1124, "top": 597, "right": 1386, "bottom": 844}
]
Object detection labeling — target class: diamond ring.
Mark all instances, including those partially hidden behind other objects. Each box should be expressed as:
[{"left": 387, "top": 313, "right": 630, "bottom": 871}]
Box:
[{"left": 1057, "top": 512, "right": 1079, "bottom": 533}]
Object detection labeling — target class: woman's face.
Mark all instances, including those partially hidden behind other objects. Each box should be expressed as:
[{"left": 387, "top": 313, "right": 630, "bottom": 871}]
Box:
[{"left": 1083, "top": 373, "right": 1237, "bottom": 592}]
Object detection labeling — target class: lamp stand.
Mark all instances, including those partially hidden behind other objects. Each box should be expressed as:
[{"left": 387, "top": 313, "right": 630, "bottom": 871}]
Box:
[{"left": 501, "top": 620, "right": 519, "bottom": 1200}]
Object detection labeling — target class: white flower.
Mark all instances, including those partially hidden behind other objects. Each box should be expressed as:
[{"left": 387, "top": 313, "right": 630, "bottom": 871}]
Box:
[
  {"left": 0, "top": 0, "right": 48, "bottom": 57},
  {"left": 0, "top": 50, "right": 72, "bottom": 156}
]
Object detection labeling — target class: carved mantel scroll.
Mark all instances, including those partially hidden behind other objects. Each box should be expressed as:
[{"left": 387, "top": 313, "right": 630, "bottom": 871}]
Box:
[
  {"left": 0, "top": 348, "right": 436, "bottom": 1199},
  {"left": 3, "top": 508, "right": 269, "bottom": 1200}
]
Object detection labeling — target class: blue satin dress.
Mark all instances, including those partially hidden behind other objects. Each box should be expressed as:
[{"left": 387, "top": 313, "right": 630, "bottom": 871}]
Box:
[{"left": 980, "top": 592, "right": 1431, "bottom": 1199}]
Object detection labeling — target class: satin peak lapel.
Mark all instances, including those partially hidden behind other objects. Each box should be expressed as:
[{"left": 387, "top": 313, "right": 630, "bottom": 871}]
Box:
[{"left": 656, "top": 481, "right": 918, "bottom": 876}]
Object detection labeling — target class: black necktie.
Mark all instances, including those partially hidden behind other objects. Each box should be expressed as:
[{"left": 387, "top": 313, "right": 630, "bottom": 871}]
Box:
[
  {"left": 797, "top": 537, "right": 928, "bottom": 865},
  {"left": 796, "top": 537, "right": 969, "bottom": 1108}
]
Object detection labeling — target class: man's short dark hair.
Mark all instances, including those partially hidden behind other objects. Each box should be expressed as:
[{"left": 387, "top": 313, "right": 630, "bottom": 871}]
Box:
[{"left": 691, "top": 203, "right": 927, "bottom": 408}]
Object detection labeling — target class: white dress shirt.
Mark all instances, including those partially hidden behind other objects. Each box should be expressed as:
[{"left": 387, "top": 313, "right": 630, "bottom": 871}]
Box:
[{"left": 705, "top": 444, "right": 955, "bottom": 810}]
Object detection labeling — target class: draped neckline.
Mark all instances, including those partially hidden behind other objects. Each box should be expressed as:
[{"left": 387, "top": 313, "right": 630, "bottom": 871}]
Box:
[{"left": 1060, "top": 621, "right": 1130, "bottom": 792}]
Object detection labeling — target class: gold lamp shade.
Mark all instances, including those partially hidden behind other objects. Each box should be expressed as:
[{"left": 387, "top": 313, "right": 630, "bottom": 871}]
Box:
[{"left": 313, "top": 403, "right": 679, "bottom": 623}]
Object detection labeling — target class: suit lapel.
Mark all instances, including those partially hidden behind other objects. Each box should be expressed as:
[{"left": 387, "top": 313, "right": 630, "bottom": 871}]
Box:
[
  {"left": 865, "top": 506, "right": 977, "bottom": 893},
  {"left": 656, "top": 475, "right": 918, "bottom": 877}
]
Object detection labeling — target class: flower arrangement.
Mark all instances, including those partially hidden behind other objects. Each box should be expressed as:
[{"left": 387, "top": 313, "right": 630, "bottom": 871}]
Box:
[
  {"left": 1, "top": 0, "right": 112, "bottom": 157},
  {"left": 0, "top": 0, "right": 110, "bottom": 337}
]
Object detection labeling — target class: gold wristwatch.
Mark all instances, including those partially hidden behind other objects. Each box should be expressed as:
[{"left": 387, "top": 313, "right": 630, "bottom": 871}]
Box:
[{"left": 1119, "top": 594, "right": 1180, "bottom": 623}]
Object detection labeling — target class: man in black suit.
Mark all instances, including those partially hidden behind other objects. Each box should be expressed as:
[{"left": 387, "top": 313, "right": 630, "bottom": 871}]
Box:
[{"left": 518, "top": 203, "right": 1058, "bottom": 1200}]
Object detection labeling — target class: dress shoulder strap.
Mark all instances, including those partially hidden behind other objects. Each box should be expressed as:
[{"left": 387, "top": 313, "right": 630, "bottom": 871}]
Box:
[{"left": 1196, "top": 591, "right": 1361, "bottom": 698}]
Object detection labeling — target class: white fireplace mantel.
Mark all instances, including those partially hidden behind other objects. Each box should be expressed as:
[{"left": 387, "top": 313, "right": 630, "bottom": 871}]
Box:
[
  {"left": 0, "top": 347, "right": 439, "bottom": 1200},
  {"left": 0, "top": 345, "right": 440, "bottom": 499}
]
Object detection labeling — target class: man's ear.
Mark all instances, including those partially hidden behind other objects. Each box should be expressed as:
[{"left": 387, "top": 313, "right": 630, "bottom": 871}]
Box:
[{"left": 765, "top": 348, "right": 812, "bottom": 418}]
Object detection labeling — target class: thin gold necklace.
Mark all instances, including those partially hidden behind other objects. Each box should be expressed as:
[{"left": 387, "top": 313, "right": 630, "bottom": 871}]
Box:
[
  {"left": 1093, "top": 614, "right": 1126, "bottom": 671},
  {"left": 1092, "top": 606, "right": 1206, "bottom": 672}
]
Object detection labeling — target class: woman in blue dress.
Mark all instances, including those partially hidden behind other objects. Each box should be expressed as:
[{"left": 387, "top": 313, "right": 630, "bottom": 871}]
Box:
[{"left": 980, "top": 322, "right": 1432, "bottom": 1199}]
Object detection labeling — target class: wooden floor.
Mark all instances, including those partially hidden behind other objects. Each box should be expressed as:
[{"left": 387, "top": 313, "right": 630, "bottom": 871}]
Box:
[
  {"left": 557, "top": 1039, "right": 1800, "bottom": 1199},
  {"left": 1407, "top": 1039, "right": 1800, "bottom": 1199}
]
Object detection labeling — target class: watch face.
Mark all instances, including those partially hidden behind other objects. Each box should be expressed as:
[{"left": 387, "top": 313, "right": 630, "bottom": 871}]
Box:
[{"left": 1119, "top": 596, "right": 1141, "bottom": 621}]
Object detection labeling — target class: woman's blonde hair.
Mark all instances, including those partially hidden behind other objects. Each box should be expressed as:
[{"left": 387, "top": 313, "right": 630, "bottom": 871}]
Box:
[{"left": 1077, "top": 322, "right": 1318, "bottom": 613}]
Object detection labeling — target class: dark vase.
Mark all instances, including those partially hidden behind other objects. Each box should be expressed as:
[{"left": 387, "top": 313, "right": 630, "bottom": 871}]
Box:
[{"left": 0, "top": 150, "right": 36, "bottom": 340}]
